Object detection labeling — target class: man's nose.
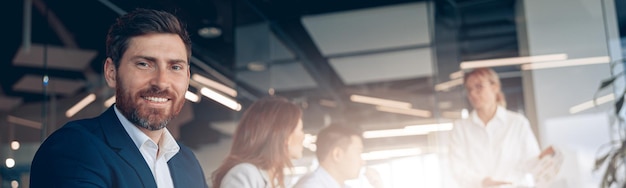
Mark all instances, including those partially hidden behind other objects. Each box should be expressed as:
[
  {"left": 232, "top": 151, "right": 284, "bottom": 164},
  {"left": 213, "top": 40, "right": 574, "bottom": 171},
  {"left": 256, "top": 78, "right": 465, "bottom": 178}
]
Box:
[{"left": 150, "top": 67, "right": 170, "bottom": 89}]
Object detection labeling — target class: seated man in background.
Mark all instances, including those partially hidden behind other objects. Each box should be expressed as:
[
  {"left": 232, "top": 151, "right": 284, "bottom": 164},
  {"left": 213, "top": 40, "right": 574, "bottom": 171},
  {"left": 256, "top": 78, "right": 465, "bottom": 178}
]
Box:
[{"left": 294, "top": 124, "right": 383, "bottom": 188}]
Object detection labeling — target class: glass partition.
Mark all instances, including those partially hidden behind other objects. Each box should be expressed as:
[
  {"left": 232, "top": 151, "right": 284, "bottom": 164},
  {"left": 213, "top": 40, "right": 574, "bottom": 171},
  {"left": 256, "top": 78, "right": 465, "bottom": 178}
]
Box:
[{"left": 1, "top": 0, "right": 625, "bottom": 187}]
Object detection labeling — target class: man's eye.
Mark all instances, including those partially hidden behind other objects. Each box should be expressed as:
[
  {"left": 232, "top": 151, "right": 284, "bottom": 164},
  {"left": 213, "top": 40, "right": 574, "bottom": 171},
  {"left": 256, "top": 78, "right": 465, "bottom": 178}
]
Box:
[
  {"left": 137, "top": 62, "right": 149, "bottom": 67},
  {"left": 172, "top": 65, "right": 183, "bottom": 70}
]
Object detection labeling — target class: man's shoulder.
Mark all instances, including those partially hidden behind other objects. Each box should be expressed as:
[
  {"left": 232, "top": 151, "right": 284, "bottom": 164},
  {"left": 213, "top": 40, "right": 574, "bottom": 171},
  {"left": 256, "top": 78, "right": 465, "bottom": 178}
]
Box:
[
  {"left": 35, "top": 112, "right": 110, "bottom": 155},
  {"left": 294, "top": 168, "right": 333, "bottom": 188}
]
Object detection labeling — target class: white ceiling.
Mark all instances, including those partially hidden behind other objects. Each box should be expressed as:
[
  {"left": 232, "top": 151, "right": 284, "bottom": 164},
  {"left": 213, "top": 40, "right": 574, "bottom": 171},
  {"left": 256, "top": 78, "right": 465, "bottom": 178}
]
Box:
[
  {"left": 236, "top": 1, "right": 435, "bottom": 90},
  {"left": 301, "top": 2, "right": 431, "bottom": 56}
]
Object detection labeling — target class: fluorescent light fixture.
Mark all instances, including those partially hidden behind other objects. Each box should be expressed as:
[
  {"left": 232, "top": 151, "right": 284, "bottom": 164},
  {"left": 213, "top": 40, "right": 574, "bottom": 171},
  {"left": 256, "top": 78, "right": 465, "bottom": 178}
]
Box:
[
  {"left": 104, "top": 96, "right": 116, "bottom": 108},
  {"left": 66, "top": 93, "right": 96, "bottom": 118},
  {"left": 319, "top": 99, "right": 337, "bottom": 108},
  {"left": 404, "top": 123, "right": 453, "bottom": 132},
  {"left": 449, "top": 70, "right": 464, "bottom": 80},
  {"left": 200, "top": 87, "right": 242, "bottom": 111},
  {"left": 284, "top": 166, "right": 310, "bottom": 175},
  {"left": 185, "top": 91, "right": 200, "bottom": 103},
  {"left": 303, "top": 134, "right": 318, "bottom": 152},
  {"left": 364, "top": 128, "right": 424, "bottom": 138},
  {"left": 376, "top": 106, "right": 431, "bottom": 118},
  {"left": 350, "top": 94, "right": 412, "bottom": 109},
  {"left": 361, "top": 148, "right": 421, "bottom": 161},
  {"left": 569, "top": 93, "right": 615, "bottom": 114},
  {"left": 521, "top": 56, "right": 610, "bottom": 70},
  {"left": 435, "top": 78, "right": 464, "bottom": 91},
  {"left": 460, "top": 53, "right": 567, "bottom": 69},
  {"left": 364, "top": 123, "right": 453, "bottom": 138},
  {"left": 7, "top": 115, "right": 41, "bottom": 129},
  {"left": 192, "top": 74, "right": 237, "bottom": 97}
]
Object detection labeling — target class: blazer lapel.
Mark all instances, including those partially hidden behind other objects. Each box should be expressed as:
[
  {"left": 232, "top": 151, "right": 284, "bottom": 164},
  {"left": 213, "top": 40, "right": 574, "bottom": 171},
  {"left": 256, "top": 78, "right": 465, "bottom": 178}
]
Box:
[
  {"left": 99, "top": 106, "right": 157, "bottom": 188},
  {"left": 168, "top": 155, "right": 183, "bottom": 187}
]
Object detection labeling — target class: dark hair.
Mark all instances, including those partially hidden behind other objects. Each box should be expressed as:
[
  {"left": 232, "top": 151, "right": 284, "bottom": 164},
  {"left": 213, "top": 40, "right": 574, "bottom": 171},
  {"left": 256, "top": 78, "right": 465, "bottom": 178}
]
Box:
[
  {"left": 105, "top": 8, "right": 192, "bottom": 68},
  {"left": 315, "top": 123, "right": 363, "bottom": 162},
  {"left": 212, "top": 96, "right": 303, "bottom": 188}
]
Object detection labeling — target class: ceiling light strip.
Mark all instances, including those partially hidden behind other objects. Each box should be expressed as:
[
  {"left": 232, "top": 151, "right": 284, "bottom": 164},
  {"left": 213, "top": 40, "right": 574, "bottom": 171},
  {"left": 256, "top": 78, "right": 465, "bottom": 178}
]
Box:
[
  {"left": 104, "top": 96, "right": 116, "bottom": 108},
  {"left": 404, "top": 123, "right": 453, "bottom": 132},
  {"left": 361, "top": 148, "right": 422, "bottom": 161},
  {"left": 435, "top": 78, "right": 464, "bottom": 91},
  {"left": 185, "top": 91, "right": 200, "bottom": 103},
  {"left": 363, "top": 123, "right": 453, "bottom": 139},
  {"left": 460, "top": 53, "right": 567, "bottom": 69},
  {"left": 7, "top": 115, "right": 42, "bottom": 129},
  {"left": 569, "top": 93, "right": 615, "bottom": 114},
  {"left": 200, "top": 87, "right": 242, "bottom": 111},
  {"left": 192, "top": 74, "right": 237, "bottom": 97},
  {"left": 376, "top": 106, "right": 431, "bottom": 118},
  {"left": 449, "top": 70, "right": 464, "bottom": 80},
  {"left": 521, "top": 56, "right": 610, "bottom": 70},
  {"left": 350, "top": 94, "right": 412, "bottom": 109},
  {"left": 66, "top": 93, "right": 96, "bottom": 118}
]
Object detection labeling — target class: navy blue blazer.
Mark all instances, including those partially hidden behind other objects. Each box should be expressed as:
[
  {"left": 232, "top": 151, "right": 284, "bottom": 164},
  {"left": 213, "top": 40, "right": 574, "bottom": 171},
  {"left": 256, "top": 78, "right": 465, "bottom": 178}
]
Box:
[{"left": 30, "top": 106, "right": 208, "bottom": 188}]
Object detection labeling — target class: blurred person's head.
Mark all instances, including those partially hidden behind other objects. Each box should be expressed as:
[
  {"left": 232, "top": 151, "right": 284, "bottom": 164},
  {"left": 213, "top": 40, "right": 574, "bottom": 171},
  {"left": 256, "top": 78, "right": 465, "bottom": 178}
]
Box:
[
  {"left": 463, "top": 68, "right": 506, "bottom": 111},
  {"left": 212, "top": 96, "right": 304, "bottom": 188},
  {"left": 315, "top": 123, "right": 365, "bottom": 183},
  {"left": 103, "top": 8, "right": 191, "bottom": 131}
]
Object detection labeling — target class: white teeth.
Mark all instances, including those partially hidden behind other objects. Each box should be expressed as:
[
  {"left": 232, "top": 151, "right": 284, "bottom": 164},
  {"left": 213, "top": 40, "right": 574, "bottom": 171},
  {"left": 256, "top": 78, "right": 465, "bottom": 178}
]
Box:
[{"left": 144, "top": 97, "right": 168, "bottom": 102}]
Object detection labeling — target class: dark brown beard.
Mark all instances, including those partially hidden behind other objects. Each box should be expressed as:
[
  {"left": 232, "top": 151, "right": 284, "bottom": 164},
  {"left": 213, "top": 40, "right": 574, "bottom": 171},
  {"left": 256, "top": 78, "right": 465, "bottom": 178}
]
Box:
[{"left": 115, "top": 78, "right": 181, "bottom": 131}]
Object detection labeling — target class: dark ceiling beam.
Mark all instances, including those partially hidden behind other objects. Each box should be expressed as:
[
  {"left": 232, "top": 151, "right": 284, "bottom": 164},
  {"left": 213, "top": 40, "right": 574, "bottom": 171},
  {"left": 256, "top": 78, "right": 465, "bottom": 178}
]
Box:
[
  {"left": 33, "top": 0, "right": 77, "bottom": 48},
  {"left": 270, "top": 21, "right": 347, "bottom": 110},
  {"left": 242, "top": 0, "right": 347, "bottom": 110}
]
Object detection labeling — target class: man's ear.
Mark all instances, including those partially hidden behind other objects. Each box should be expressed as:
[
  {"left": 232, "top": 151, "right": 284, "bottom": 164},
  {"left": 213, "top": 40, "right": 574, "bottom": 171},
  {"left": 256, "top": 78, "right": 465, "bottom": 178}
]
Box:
[
  {"left": 104, "top": 58, "right": 117, "bottom": 88},
  {"left": 331, "top": 147, "right": 344, "bottom": 162}
]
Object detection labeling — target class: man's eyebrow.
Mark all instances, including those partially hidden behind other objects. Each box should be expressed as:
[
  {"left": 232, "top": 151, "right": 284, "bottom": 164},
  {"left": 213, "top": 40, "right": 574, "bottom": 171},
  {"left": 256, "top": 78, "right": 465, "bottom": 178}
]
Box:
[
  {"left": 130, "top": 56, "right": 157, "bottom": 62},
  {"left": 169, "top": 59, "right": 188, "bottom": 64}
]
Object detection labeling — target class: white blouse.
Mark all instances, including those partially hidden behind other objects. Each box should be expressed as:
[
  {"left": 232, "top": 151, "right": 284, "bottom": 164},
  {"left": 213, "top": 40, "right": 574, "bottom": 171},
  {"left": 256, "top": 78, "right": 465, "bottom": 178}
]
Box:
[{"left": 448, "top": 106, "right": 541, "bottom": 188}]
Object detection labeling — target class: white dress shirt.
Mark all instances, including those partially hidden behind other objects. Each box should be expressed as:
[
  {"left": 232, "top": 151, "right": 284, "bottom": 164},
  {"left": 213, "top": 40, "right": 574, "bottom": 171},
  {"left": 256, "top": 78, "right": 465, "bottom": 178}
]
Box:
[
  {"left": 294, "top": 167, "right": 348, "bottom": 188},
  {"left": 115, "top": 106, "right": 180, "bottom": 188},
  {"left": 448, "top": 106, "right": 540, "bottom": 188}
]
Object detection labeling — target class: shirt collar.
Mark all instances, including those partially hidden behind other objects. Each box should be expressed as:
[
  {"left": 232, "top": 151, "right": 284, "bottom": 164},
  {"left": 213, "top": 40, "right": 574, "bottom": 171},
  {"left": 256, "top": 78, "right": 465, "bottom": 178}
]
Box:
[
  {"left": 470, "top": 105, "right": 508, "bottom": 127},
  {"left": 160, "top": 128, "right": 180, "bottom": 160},
  {"left": 114, "top": 105, "right": 180, "bottom": 160},
  {"left": 317, "top": 166, "right": 348, "bottom": 188}
]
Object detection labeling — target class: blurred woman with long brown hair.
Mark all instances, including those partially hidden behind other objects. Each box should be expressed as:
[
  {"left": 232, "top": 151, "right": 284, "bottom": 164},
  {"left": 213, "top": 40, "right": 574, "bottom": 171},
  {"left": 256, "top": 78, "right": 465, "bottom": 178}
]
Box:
[{"left": 211, "top": 96, "right": 304, "bottom": 188}]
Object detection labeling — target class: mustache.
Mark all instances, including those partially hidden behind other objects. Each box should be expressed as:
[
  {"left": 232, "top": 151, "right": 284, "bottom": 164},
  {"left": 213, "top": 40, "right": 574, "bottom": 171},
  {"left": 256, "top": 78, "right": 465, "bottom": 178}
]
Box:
[{"left": 139, "top": 86, "right": 175, "bottom": 99}]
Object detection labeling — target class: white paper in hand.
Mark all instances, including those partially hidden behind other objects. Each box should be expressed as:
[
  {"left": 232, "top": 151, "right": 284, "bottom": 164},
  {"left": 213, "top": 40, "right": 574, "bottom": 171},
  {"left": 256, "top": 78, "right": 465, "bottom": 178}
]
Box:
[{"left": 524, "top": 147, "right": 564, "bottom": 187}]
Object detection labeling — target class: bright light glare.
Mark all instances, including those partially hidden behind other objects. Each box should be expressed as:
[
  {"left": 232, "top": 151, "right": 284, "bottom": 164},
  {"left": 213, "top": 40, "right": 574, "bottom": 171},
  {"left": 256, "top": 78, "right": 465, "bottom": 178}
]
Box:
[
  {"left": 5, "top": 158, "right": 15, "bottom": 168},
  {"left": 10, "top": 140, "right": 20, "bottom": 150},
  {"left": 185, "top": 91, "right": 200, "bottom": 102},
  {"left": 569, "top": 93, "right": 615, "bottom": 114},
  {"left": 200, "top": 87, "right": 242, "bottom": 111}
]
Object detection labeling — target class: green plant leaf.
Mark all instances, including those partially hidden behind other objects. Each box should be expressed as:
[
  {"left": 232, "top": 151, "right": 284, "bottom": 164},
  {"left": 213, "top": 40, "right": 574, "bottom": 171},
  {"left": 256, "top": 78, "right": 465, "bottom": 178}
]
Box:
[
  {"left": 616, "top": 93, "right": 625, "bottom": 116},
  {"left": 595, "top": 151, "right": 613, "bottom": 170},
  {"left": 599, "top": 76, "right": 619, "bottom": 91},
  {"left": 610, "top": 58, "right": 626, "bottom": 70}
]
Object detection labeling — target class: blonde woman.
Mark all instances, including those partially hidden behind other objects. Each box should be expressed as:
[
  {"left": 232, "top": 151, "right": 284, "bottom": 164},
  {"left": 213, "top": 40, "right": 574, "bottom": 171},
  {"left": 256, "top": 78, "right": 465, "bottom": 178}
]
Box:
[{"left": 449, "top": 68, "right": 553, "bottom": 188}]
